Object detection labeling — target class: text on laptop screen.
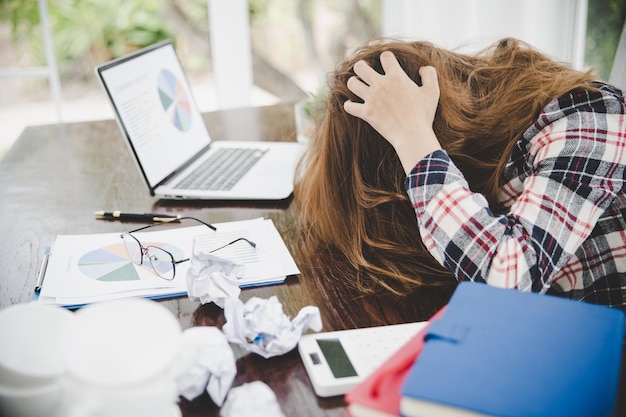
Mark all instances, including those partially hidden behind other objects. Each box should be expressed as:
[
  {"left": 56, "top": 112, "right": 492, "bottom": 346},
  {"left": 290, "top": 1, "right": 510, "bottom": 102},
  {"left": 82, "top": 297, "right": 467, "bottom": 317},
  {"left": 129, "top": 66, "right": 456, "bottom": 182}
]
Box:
[{"left": 99, "top": 43, "right": 211, "bottom": 187}]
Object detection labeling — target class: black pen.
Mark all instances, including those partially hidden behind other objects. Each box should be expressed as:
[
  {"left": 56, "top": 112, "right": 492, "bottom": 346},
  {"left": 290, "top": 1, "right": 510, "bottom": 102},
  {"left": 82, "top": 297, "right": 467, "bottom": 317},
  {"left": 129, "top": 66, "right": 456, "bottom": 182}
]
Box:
[{"left": 94, "top": 211, "right": 182, "bottom": 223}]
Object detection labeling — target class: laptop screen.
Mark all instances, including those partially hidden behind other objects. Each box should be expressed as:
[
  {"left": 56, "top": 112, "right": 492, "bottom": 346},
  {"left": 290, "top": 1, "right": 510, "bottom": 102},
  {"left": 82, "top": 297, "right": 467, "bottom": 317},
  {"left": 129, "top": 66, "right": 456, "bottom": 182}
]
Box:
[{"left": 97, "top": 41, "right": 211, "bottom": 187}]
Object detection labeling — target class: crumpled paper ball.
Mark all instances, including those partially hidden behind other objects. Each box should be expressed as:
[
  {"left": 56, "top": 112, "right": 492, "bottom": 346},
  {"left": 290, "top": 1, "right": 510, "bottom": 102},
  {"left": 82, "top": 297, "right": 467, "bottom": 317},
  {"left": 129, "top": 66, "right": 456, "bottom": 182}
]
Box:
[
  {"left": 220, "top": 381, "right": 286, "bottom": 417},
  {"left": 174, "top": 326, "right": 236, "bottom": 406},
  {"left": 186, "top": 242, "right": 244, "bottom": 308},
  {"left": 222, "top": 296, "right": 322, "bottom": 358}
]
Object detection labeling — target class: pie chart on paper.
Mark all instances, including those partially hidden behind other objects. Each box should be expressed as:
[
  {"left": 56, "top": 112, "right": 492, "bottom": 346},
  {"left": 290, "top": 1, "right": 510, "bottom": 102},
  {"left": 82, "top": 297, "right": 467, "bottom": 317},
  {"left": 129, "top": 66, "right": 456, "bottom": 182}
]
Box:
[
  {"left": 78, "top": 243, "right": 140, "bottom": 281},
  {"left": 157, "top": 69, "right": 193, "bottom": 132},
  {"left": 77, "top": 242, "right": 185, "bottom": 282}
]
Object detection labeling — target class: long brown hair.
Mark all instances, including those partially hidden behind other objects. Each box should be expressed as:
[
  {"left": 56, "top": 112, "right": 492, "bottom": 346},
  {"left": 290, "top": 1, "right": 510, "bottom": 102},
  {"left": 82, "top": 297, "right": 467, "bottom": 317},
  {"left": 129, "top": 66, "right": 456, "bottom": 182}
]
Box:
[{"left": 293, "top": 38, "right": 596, "bottom": 296}]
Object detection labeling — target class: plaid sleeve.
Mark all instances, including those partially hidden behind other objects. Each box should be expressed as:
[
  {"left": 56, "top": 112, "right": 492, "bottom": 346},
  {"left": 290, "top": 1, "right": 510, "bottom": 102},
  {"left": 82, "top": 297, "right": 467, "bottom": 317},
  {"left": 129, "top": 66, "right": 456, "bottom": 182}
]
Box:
[{"left": 405, "top": 89, "right": 626, "bottom": 293}]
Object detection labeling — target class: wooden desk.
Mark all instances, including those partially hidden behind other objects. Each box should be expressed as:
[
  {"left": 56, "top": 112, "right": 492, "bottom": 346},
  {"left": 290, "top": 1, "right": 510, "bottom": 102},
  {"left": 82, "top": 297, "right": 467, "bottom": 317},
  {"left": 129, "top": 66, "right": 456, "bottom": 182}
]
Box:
[{"left": 0, "top": 103, "right": 622, "bottom": 416}]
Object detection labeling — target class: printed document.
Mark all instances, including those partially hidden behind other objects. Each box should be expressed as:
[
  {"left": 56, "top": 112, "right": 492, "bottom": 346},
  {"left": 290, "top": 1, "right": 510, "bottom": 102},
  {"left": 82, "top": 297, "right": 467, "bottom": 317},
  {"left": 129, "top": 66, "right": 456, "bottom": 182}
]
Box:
[{"left": 36, "top": 218, "right": 299, "bottom": 307}]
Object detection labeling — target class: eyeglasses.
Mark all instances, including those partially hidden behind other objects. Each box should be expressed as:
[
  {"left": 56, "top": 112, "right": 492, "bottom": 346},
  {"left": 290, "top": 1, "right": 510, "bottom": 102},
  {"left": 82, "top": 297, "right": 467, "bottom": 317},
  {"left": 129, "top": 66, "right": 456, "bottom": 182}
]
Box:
[{"left": 120, "top": 216, "right": 256, "bottom": 281}]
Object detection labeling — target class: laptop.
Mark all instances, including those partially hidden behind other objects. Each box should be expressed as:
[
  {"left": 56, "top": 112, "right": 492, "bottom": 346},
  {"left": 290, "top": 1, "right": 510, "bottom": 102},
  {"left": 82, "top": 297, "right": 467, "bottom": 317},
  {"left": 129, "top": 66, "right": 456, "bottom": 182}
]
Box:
[{"left": 96, "top": 40, "right": 304, "bottom": 200}]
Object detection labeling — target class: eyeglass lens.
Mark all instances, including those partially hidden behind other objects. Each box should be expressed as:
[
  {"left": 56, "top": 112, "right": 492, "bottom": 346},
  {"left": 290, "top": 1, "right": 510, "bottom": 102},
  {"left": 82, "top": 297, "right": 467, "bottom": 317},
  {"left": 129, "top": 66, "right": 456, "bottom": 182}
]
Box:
[
  {"left": 121, "top": 233, "right": 176, "bottom": 280},
  {"left": 121, "top": 233, "right": 142, "bottom": 264},
  {"left": 145, "top": 246, "right": 175, "bottom": 281}
]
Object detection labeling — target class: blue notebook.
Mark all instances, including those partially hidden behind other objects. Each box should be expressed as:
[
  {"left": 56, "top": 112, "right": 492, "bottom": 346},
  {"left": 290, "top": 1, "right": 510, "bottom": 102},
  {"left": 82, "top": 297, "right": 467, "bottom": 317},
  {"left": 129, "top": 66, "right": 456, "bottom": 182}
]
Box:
[{"left": 400, "top": 282, "right": 625, "bottom": 417}]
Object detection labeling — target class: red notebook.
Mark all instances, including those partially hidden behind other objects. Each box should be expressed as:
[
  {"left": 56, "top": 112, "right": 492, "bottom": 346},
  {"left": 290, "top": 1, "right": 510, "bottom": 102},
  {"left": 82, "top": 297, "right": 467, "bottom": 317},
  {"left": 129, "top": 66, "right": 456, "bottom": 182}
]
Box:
[{"left": 345, "top": 307, "right": 447, "bottom": 417}]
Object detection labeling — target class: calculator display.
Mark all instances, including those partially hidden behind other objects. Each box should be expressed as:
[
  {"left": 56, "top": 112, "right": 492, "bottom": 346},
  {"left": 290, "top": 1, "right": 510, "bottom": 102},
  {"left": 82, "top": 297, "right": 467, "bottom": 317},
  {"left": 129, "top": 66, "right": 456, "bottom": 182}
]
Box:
[{"left": 316, "top": 339, "right": 358, "bottom": 378}]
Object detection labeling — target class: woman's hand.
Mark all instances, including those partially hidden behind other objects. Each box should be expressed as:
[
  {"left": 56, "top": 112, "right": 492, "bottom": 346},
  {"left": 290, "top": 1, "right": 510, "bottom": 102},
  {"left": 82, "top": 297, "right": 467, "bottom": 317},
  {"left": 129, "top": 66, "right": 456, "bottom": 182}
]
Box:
[{"left": 344, "top": 51, "right": 442, "bottom": 174}]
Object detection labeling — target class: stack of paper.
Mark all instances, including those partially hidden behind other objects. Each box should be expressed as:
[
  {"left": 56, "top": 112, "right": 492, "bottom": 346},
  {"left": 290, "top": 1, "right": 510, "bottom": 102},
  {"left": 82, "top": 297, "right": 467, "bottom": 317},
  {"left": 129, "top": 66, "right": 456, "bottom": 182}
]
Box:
[{"left": 35, "top": 217, "right": 299, "bottom": 308}]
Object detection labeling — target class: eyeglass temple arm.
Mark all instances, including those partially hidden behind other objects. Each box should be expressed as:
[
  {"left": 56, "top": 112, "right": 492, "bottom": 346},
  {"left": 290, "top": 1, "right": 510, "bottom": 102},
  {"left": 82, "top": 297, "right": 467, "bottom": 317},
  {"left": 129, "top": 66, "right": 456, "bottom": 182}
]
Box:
[
  {"left": 209, "top": 237, "right": 256, "bottom": 253},
  {"left": 128, "top": 217, "right": 217, "bottom": 233},
  {"left": 171, "top": 237, "right": 254, "bottom": 264},
  {"left": 173, "top": 258, "right": 190, "bottom": 265}
]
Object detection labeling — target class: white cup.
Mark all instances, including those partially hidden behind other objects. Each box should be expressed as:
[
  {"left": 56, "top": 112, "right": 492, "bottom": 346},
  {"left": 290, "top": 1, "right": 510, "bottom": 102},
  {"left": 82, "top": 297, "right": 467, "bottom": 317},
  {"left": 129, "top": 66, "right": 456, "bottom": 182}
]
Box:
[
  {"left": 0, "top": 302, "right": 74, "bottom": 417},
  {"left": 59, "top": 298, "right": 183, "bottom": 417},
  {"left": 0, "top": 382, "right": 63, "bottom": 417},
  {"left": 61, "top": 375, "right": 181, "bottom": 417}
]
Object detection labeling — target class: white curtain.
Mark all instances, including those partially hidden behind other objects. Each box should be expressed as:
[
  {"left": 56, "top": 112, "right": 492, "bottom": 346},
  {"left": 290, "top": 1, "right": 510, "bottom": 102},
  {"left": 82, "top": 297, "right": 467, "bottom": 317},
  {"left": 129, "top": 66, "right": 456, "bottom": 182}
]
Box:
[
  {"left": 382, "top": 0, "right": 588, "bottom": 69},
  {"left": 207, "top": 0, "right": 253, "bottom": 108}
]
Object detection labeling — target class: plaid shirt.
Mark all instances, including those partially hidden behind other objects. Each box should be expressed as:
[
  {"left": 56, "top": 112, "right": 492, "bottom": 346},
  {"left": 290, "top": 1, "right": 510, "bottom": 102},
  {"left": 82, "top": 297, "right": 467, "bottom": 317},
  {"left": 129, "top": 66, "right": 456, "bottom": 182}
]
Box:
[{"left": 406, "top": 82, "right": 626, "bottom": 311}]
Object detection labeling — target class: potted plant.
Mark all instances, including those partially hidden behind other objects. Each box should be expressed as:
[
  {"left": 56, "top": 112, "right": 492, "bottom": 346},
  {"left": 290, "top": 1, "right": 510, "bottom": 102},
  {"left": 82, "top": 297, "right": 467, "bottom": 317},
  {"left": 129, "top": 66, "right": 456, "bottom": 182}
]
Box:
[{"left": 294, "top": 86, "right": 327, "bottom": 143}]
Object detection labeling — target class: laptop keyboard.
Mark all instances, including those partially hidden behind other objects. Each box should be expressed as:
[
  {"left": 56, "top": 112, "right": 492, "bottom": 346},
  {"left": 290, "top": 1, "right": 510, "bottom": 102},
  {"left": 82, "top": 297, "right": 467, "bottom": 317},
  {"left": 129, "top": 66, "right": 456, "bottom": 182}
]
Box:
[{"left": 177, "top": 147, "right": 267, "bottom": 191}]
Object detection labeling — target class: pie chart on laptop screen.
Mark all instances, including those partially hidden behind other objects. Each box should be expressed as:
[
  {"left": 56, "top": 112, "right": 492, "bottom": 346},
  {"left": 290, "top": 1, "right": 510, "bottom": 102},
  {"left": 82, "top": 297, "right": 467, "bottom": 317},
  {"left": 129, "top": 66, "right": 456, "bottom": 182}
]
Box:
[{"left": 157, "top": 69, "right": 193, "bottom": 132}]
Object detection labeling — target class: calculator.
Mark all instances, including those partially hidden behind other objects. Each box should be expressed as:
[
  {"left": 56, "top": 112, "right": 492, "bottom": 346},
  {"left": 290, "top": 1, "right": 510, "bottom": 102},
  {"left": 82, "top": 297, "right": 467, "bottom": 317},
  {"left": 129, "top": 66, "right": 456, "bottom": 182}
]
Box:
[{"left": 298, "top": 321, "right": 427, "bottom": 397}]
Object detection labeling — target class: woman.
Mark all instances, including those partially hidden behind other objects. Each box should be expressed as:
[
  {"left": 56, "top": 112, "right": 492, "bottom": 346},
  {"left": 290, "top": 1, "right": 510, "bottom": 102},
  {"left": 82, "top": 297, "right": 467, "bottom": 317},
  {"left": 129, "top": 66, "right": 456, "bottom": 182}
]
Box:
[{"left": 294, "top": 38, "right": 626, "bottom": 312}]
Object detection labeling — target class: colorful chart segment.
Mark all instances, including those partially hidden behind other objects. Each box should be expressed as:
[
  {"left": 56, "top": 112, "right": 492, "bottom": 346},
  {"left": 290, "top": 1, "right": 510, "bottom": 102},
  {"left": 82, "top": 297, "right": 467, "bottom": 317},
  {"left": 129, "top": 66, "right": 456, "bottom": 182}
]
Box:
[
  {"left": 78, "top": 242, "right": 185, "bottom": 282},
  {"left": 157, "top": 69, "right": 192, "bottom": 132}
]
